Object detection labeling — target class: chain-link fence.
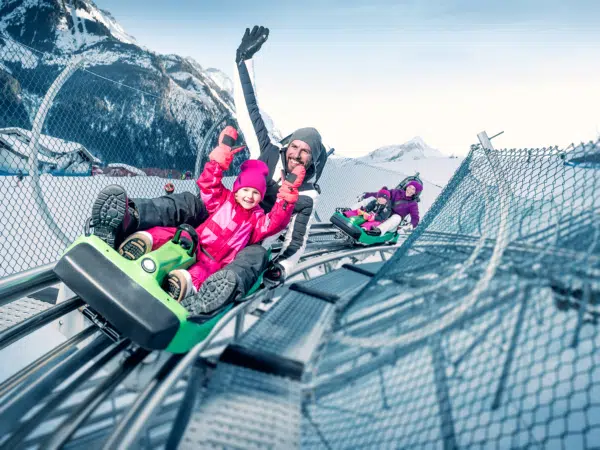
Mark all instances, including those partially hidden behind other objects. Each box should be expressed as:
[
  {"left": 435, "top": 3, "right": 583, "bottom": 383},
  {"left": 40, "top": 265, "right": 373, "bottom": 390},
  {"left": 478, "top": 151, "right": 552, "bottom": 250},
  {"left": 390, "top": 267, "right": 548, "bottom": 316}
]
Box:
[
  {"left": 1, "top": 32, "right": 439, "bottom": 278},
  {"left": 305, "top": 142, "right": 600, "bottom": 449},
  {"left": 0, "top": 34, "right": 241, "bottom": 277}
]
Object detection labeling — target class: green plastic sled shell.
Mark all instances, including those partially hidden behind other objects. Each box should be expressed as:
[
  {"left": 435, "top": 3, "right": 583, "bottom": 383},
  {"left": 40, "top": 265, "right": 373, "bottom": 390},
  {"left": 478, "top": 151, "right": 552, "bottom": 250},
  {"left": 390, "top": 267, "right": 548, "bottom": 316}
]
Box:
[
  {"left": 53, "top": 235, "right": 229, "bottom": 353},
  {"left": 330, "top": 212, "right": 399, "bottom": 246}
]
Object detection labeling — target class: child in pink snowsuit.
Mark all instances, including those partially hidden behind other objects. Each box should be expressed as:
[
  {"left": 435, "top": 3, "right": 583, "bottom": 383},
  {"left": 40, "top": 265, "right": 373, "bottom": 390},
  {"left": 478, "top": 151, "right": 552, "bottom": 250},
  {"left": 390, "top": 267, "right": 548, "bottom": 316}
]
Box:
[
  {"left": 118, "top": 126, "right": 306, "bottom": 303},
  {"left": 344, "top": 189, "right": 393, "bottom": 231}
]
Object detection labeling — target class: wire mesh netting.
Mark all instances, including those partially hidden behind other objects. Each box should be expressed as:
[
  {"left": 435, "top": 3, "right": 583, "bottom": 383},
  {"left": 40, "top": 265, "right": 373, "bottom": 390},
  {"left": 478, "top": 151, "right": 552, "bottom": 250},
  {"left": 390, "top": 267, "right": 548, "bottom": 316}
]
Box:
[
  {"left": 1, "top": 33, "right": 433, "bottom": 278},
  {"left": 0, "top": 34, "right": 240, "bottom": 277},
  {"left": 305, "top": 142, "right": 600, "bottom": 449}
]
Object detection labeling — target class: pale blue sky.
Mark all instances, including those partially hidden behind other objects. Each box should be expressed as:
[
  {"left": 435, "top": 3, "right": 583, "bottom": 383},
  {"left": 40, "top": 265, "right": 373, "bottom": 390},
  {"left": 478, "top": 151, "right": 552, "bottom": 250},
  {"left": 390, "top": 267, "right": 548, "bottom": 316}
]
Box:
[{"left": 96, "top": 0, "right": 600, "bottom": 156}]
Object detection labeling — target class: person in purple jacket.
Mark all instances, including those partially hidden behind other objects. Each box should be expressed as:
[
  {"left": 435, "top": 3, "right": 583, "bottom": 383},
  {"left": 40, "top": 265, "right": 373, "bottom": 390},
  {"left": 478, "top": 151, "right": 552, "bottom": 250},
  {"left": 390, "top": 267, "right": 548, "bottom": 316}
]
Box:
[{"left": 360, "top": 180, "right": 423, "bottom": 236}]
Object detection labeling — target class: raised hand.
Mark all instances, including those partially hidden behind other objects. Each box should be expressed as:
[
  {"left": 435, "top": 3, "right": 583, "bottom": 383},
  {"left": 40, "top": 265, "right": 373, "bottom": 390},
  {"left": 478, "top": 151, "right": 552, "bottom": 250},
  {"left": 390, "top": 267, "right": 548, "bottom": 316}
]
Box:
[
  {"left": 236, "top": 25, "right": 270, "bottom": 63},
  {"left": 277, "top": 165, "right": 306, "bottom": 204},
  {"left": 209, "top": 126, "right": 245, "bottom": 170}
]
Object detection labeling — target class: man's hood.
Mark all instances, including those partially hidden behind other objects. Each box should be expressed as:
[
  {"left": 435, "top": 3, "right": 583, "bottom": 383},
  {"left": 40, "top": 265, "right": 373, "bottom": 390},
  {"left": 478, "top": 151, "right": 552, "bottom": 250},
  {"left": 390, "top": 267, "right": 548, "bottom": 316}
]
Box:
[{"left": 285, "top": 127, "right": 328, "bottom": 185}]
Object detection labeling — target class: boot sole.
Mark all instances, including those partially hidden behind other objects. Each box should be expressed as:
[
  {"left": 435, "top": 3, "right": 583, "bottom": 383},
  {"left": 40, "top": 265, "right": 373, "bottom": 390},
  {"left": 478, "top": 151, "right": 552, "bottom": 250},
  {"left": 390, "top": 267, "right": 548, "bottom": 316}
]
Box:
[
  {"left": 165, "top": 273, "right": 184, "bottom": 302},
  {"left": 181, "top": 271, "right": 238, "bottom": 314},
  {"left": 92, "top": 185, "right": 127, "bottom": 248},
  {"left": 119, "top": 236, "right": 151, "bottom": 261}
]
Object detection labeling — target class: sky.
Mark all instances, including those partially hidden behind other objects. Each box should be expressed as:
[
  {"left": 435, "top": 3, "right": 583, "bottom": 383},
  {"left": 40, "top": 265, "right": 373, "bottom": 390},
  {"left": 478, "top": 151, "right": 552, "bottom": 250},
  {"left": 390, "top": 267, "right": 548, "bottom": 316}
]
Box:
[{"left": 95, "top": 0, "right": 600, "bottom": 157}]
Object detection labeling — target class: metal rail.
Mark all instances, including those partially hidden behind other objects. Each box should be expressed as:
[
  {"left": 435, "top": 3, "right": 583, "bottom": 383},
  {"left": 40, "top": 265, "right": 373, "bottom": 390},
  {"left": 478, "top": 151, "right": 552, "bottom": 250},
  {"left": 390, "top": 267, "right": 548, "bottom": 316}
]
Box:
[
  {"left": 0, "top": 263, "right": 57, "bottom": 308},
  {"left": 104, "top": 243, "right": 400, "bottom": 447},
  {"left": 0, "top": 231, "right": 396, "bottom": 447},
  {"left": 0, "top": 325, "right": 96, "bottom": 400},
  {"left": 0, "top": 333, "right": 109, "bottom": 436},
  {"left": 1, "top": 338, "right": 130, "bottom": 449},
  {"left": 0, "top": 295, "right": 83, "bottom": 351}
]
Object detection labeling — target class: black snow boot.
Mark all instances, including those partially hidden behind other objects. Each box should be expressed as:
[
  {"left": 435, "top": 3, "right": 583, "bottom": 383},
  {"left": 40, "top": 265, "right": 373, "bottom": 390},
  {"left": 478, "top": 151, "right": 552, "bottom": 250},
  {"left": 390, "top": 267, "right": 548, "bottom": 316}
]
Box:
[
  {"left": 181, "top": 270, "right": 239, "bottom": 315},
  {"left": 366, "top": 227, "right": 382, "bottom": 236},
  {"left": 90, "top": 185, "right": 138, "bottom": 249}
]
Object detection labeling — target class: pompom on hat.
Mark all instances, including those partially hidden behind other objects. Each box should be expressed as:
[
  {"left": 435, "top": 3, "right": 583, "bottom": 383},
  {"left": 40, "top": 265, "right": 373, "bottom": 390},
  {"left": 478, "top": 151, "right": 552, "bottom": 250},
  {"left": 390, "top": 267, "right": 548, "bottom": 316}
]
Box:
[{"left": 377, "top": 189, "right": 391, "bottom": 200}]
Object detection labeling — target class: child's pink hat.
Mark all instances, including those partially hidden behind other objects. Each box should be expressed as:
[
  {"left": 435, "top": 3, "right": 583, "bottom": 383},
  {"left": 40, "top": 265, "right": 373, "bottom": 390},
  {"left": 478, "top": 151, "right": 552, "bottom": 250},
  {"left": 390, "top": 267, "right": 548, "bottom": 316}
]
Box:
[{"left": 233, "top": 160, "right": 269, "bottom": 198}]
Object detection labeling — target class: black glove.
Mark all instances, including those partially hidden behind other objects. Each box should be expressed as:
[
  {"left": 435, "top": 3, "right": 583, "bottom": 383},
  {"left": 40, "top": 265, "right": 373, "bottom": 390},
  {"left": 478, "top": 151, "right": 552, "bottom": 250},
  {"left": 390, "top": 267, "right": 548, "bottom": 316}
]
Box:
[
  {"left": 236, "top": 25, "right": 270, "bottom": 63},
  {"left": 263, "top": 261, "right": 285, "bottom": 286}
]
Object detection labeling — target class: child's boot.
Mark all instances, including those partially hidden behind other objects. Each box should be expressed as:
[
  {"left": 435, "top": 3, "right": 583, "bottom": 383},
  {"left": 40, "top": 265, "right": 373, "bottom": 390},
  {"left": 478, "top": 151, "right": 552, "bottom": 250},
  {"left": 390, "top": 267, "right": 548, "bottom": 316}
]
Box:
[
  {"left": 91, "top": 185, "right": 138, "bottom": 248},
  {"left": 118, "top": 231, "right": 153, "bottom": 261},
  {"left": 181, "top": 270, "right": 238, "bottom": 315},
  {"left": 165, "top": 269, "right": 195, "bottom": 303}
]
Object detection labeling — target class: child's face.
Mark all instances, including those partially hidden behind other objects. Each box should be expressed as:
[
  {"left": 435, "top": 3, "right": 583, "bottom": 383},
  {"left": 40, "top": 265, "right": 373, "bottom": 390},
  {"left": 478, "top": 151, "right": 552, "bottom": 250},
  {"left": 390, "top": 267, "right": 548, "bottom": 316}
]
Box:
[
  {"left": 376, "top": 197, "right": 387, "bottom": 205},
  {"left": 405, "top": 185, "right": 416, "bottom": 197},
  {"left": 235, "top": 187, "right": 262, "bottom": 209}
]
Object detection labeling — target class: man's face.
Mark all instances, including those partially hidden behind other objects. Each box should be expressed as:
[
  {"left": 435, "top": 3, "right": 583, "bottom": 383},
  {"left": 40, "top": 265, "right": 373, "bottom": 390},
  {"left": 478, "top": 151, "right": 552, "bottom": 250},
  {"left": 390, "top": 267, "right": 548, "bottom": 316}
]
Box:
[{"left": 286, "top": 139, "right": 312, "bottom": 172}]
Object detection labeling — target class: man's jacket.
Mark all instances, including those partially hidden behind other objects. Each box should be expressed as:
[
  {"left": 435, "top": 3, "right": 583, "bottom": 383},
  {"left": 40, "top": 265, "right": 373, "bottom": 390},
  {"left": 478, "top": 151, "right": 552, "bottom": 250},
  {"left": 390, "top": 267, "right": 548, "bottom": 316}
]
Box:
[{"left": 234, "top": 59, "right": 328, "bottom": 276}]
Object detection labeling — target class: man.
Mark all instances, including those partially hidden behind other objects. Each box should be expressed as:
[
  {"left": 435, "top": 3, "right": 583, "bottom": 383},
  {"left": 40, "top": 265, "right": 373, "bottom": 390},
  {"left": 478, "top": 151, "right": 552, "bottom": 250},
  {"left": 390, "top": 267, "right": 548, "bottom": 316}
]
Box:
[
  {"left": 234, "top": 25, "right": 328, "bottom": 281},
  {"left": 89, "top": 26, "right": 328, "bottom": 313}
]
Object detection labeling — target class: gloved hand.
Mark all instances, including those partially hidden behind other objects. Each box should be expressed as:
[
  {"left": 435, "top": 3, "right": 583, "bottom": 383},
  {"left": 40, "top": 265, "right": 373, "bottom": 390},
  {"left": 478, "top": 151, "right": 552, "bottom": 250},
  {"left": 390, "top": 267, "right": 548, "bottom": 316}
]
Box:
[
  {"left": 277, "top": 165, "right": 306, "bottom": 204},
  {"left": 236, "top": 25, "right": 270, "bottom": 64},
  {"left": 357, "top": 192, "right": 366, "bottom": 201},
  {"left": 263, "top": 261, "right": 285, "bottom": 286},
  {"left": 364, "top": 212, "right": 375, "bottom": 221},
  {"left": 209, "top": 126, "right": 245, "bottom": 170}
]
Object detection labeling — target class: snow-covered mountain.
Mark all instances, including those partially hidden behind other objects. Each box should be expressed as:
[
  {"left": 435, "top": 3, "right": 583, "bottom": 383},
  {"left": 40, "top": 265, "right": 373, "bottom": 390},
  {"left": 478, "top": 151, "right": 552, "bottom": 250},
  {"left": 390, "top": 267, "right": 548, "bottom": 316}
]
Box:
[
  {"left": 357, "top": 137, "right": 464, "bottom": 188},
  {"left": 0, "top": 0, "right": 249, "bottom": 172},
  {"left": 202, "top": 65, "right": 283, "bottom": 142}
]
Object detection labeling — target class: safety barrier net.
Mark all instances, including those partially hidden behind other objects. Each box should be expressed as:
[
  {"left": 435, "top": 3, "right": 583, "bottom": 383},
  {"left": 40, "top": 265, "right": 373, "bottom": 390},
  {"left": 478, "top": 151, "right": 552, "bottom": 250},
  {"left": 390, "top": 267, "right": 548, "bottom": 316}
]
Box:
[{"left": 305, "top": 142, "right": 600, "bottom": 449}]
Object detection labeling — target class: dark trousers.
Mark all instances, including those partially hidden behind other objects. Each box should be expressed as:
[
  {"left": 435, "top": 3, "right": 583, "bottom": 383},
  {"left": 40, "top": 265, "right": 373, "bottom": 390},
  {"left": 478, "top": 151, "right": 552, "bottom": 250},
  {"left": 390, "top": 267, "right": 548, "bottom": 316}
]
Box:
[{"left": 131, "top": 192, "right": 268, "bottom": 296}]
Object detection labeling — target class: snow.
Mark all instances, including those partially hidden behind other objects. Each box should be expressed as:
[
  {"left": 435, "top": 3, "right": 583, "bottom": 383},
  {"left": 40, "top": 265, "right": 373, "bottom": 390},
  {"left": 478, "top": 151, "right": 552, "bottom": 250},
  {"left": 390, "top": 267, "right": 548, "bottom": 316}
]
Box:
[
  {"left": 166, "top": 80, "right": 209, "bottom": 130},
  {"left": 0, "top": 151, "right": 445, "bottom": 278},
  {"left": 0, "top": 0, "right": 38, "bottom": 33},
  {"left": 77, "top": 7, "right": 137, "bottom": 46},
  {"left": 0, "top": 39, "right": 39, "bottom": 69},
  {"left": 0, "top": 323, "right": 67, "bottom": 384},
  {"left": 357, "top": 136, "right": 465, "bottom": 188},
  {"left": 313, "top": 156, "right": 443, "bottom": 223},
  {"left": 1, "top": 127, "right": 97, "bottom": 158},
  {"left": 106, "top": 163, "right": 147, "bottom": 176},
  {"left": 260, "top": 109, "right": 283, "bottom": 143},
  {"left": 167, "top": 68, "right": 234, "bottom": 116},
  {"left": 204, "top": 80, "right": 234, "bottom": 115},
  {"left": 169, "top": 71, "right": 191, "bottom": 82},
  {"left": 0, "top": 174, "right": 200, "bottom": 278},
  {"left": 204, "top": 67, "right": 234, "bottom": 95}
]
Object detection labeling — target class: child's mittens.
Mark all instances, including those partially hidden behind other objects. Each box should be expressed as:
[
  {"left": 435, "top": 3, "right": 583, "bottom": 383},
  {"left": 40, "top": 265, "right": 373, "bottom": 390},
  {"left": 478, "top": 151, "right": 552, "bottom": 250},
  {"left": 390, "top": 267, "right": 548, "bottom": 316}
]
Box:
[
  {"left": 209, "top": 126, "right": 245, "bottom": 170},
  {"left": 277, "top": 165, "right": 306, "bottom": 203}
]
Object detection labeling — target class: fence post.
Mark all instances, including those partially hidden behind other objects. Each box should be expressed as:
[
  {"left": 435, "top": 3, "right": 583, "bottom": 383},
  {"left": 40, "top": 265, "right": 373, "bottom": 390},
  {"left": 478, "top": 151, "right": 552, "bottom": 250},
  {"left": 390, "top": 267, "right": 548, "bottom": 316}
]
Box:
[{"left": 26, "top": 55, "right": 85, "bottom": 247}]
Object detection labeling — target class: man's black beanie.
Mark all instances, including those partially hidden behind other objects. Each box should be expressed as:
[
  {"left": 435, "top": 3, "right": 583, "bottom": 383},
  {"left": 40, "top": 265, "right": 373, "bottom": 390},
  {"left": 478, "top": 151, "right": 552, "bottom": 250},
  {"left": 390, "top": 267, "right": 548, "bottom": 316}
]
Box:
[{"left": 289, "top": 127, "right": 323, "bottom": 154}]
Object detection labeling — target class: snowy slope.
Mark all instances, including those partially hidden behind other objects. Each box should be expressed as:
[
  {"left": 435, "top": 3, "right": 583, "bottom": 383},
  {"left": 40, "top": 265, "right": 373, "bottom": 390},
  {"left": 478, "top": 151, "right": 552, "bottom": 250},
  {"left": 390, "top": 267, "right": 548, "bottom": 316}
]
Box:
[
  {"left": 357, "top": 137, "right": 464, "bottom": 188},
  {"left": 316, "top": 156, "right": 442, "bottom": 222},
  {"left": 202, "top": 66, "right": 283, "bottom": 142}
]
